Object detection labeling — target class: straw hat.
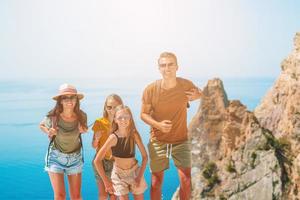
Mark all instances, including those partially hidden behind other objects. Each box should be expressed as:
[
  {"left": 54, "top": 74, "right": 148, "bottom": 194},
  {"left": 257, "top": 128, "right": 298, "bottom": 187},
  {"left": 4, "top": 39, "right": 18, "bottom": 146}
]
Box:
[{"left": 52, "top": 83, "right": 84, "bottom": 100}]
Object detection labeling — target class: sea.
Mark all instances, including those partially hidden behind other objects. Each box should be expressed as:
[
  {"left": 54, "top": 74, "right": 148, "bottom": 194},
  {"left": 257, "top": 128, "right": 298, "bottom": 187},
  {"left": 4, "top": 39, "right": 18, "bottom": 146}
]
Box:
[{"left": 0, "top": 77, "right": 276, "bottom": 200}]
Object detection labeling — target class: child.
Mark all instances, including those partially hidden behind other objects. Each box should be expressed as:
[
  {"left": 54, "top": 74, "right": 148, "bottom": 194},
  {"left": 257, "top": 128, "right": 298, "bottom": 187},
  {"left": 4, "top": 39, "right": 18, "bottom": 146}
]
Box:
[
  {"left": 92, "top": 94, "right": 123, "bottom": 200},
  {"left": 94, "top": 105, "right": 148, "bottom": 200},
  {"left": 39, "top": 83, "right": 88, "bottom": 200}
]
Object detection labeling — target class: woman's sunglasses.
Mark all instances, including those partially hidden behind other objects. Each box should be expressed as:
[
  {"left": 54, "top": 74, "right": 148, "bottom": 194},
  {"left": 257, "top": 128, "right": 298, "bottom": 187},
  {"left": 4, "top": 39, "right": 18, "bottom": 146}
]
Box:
[{"left": 61, "top": 95, "right": 77, "bottom": 101}]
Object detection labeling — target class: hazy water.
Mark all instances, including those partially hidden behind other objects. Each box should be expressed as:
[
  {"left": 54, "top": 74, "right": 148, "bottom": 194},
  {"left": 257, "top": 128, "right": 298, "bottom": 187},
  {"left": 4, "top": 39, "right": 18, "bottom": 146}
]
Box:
[{"left": 0, "top": 77, "right": 275, "bottom": 200}]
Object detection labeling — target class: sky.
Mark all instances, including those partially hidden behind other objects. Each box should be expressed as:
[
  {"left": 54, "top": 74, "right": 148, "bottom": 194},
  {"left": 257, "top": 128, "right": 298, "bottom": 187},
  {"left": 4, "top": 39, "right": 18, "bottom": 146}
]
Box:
[{"left": 1, "top": 0, "right": 300, "bottom": 81}]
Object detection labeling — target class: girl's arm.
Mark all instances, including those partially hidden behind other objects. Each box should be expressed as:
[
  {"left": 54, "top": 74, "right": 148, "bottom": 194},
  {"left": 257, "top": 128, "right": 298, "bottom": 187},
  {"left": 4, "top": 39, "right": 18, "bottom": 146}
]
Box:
[
  {"left": 134, "top": 131, "right": 148, "bottom": 184},
  {"left": 92, "top": 130, "right": 102, "bottom": 149},
  {"left": 93, "top": 134, "right": 117, "bottom": 193}
]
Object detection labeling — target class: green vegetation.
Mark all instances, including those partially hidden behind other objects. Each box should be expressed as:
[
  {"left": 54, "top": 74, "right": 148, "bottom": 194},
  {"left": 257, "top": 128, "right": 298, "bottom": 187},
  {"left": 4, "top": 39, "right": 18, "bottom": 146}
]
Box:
[
  {"left": 226, "top": 160, "right": 237, "bottom": 173},
  {"left": 262, "top": 128, "right": 292, "bottom": 193},
  {"left": 219, "top": 194, "right": 227, "bottom": 200},
  {"left": 202, "top": 162, "right": 220, "bottom": 188},
  {"left": 250, "top": 152, "right": 257, "bottom": 169},
  {"left": 263, "top": 130, "right": 292, "bottom": 165}
]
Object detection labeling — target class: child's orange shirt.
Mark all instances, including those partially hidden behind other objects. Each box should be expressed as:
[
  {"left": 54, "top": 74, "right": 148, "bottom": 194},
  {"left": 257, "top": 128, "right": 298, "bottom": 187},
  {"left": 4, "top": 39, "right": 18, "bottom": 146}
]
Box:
[{"left": 92, "top": 117, "right": 112, "bottom": 160}]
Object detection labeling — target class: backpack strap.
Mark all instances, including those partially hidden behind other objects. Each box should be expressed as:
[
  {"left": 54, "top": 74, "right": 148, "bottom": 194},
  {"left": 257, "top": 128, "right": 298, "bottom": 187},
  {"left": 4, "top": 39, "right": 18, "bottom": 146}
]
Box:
[
  {"left": 46, "top": 115, "right": 57, "bottom": 167},
  {"left": 79, "top": 134, "right": 84, "bottom": 163},
  {"left": 77, "top": 118, "right": 85, "bottom": 163}
]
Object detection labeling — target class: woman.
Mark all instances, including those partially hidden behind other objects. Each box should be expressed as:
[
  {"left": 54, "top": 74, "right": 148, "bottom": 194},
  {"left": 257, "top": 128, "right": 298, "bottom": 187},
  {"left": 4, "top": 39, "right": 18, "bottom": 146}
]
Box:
[
  {"left": 94, "top": 105, "right": 148, "bottom": 200},
  {"left": 92, "top": 94, "right": 123, "bottom": 200},
  {"left": 39, "top": 83, "right": 87, "bottom": 200}
]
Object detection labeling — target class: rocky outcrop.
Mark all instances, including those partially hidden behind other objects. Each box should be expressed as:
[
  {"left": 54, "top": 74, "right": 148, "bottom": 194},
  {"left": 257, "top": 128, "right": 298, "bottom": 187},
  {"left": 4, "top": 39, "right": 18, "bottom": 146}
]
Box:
[
  {"left": 254, "top": 32, "right": 300, "bottom": 198},
  {"left": 255, "top": 32, "right": 300, "bottom": 138},
  {"left": 172, "top": 32, "right": 300, "bottom": 200},
  {"left": 172, "top": 78, "right": 285, "bottom": 200},
  {"left": 188, "top": 78, "right": 229, "bottom": 169}
]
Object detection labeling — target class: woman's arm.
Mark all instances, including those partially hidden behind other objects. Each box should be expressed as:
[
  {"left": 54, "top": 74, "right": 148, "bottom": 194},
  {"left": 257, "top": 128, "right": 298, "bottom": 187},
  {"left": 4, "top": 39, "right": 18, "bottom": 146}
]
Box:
[
  {"left": 39, "top": 123, "right": 50, "bottom": 134},
  {"left": 134, "top": 131, "right": 148, "bottom": 185},
  {"left": 93, "top": 134, "right": 117, "bottom": 193},
  {"left": 79, "top": 125, "right": 88, "bottom": 134},
  {"left": 39, "top": 119, "right": 57, "bottom": 138}
]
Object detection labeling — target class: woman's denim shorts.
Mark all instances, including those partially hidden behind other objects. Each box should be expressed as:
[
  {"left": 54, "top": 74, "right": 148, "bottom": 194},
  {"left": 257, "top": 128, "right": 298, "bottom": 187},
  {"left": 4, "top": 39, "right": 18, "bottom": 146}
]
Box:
[{"left": 44, "top": 146, "right": 83, "bottom": 175}]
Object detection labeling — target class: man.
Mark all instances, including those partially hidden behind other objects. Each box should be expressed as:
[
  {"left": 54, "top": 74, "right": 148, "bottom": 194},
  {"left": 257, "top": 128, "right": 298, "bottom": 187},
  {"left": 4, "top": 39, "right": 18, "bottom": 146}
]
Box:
[{"left": 141, "top": 52, "right": 202, "bottom": 200}]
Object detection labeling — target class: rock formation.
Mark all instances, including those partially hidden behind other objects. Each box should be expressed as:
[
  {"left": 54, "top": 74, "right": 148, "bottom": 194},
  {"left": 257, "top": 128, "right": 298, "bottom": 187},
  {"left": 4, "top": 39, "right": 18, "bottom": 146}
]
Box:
[
  {"left": 172, "top": 32, "right": 300, "bottom": 200},
  {"left": 255, "top": 32, "right": 300, "bottom": 139},
  {"left": 254, "top": 32, "right": 300, "bottom": 198}
]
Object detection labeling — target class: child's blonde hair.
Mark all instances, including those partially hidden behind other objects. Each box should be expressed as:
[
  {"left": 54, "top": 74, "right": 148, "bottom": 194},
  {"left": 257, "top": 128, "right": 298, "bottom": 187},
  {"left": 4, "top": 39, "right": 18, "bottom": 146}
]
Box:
[{"left": 102, "top": 94, "right": 123, "bottom": 118}]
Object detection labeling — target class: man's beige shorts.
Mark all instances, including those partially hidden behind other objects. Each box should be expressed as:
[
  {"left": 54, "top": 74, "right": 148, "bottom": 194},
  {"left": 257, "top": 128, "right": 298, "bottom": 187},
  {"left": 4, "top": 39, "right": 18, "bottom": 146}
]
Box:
[
  {"left": 148, "top": 139, "right": 192, "bottom": 173},
  {"left": 111, "top": 162, "right": 147, "bottom": 196}
]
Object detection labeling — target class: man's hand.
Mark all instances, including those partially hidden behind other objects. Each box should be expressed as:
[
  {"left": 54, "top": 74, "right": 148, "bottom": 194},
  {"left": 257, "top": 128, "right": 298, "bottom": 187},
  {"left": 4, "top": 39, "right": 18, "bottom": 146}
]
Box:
[
  {"left": 185, "top": 88, "right": 202, "bottom": 101},
  {"left": 157, "top": 120, "right": 172, "bottom": 133}
]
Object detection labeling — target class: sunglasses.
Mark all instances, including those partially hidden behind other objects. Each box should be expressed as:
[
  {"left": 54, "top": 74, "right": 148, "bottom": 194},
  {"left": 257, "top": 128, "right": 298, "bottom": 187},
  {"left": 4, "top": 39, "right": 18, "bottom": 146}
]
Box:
[
  {"left": 61, "top": 95, "right": 77, "bottom": 101},
  {"left": 106, "top": 105, "right": 116, "bottom": 111},
  {"left": 159, "top": 62, "right": 176, "bottom": 68},
  {"left": 116, "top": 115, "right": 131, "bottom": 121}
]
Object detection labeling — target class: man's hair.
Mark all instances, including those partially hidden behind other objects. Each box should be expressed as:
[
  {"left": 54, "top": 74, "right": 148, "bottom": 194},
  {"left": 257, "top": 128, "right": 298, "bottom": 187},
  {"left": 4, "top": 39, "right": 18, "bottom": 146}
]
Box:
[{"left": 158, "top": 52, "right": 178, "bottom": 66}]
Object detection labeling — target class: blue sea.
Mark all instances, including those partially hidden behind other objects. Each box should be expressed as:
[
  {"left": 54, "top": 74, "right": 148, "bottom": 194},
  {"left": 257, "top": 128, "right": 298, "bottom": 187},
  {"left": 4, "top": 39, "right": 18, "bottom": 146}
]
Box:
[{"left": 0, "top": 77, "right": 275, "bottom": 200}]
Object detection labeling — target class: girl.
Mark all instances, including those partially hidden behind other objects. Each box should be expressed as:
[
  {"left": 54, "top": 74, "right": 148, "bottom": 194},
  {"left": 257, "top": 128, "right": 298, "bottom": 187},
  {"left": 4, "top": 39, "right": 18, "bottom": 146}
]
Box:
[
  {"left": 92, "top": 94, "right": 123, "bottom": 200},
  {"left": 94, "top": 105, "right": 148, "bottom": 200},
  {"left": 39, "top": 84, "right": 88, "bottom": 200}
]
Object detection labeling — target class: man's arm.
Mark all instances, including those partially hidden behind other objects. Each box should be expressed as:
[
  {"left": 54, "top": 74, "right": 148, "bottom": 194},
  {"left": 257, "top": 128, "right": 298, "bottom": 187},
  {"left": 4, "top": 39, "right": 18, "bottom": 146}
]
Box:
[
  {"left": 140, "top": 104, "right": 172, "bottom": 133},
  {"left": 185, "top": 87, "right": 203, "bottom": 101}
]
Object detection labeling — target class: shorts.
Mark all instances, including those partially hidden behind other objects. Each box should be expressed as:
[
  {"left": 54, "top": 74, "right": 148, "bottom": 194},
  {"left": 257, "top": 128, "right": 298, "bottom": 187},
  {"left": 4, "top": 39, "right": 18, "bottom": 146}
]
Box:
[
  {"left": 44, "top": 146, "right": 83, "bottom": 175},
  {"left": 148, "top": 139, "right": 191, "bottom": 173},
  {"left": 92, "top": 155, "right": 114, "bottom": 182},
  {"left": 111, "top": 162, "right": 147, "bottom": 196}
]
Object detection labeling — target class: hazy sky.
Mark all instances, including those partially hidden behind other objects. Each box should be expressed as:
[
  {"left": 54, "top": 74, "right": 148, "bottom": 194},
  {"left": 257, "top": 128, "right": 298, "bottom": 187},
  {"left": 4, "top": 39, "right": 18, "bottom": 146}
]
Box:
[{"left": 1, "top": 0, "right": 300, "bottom": 80}]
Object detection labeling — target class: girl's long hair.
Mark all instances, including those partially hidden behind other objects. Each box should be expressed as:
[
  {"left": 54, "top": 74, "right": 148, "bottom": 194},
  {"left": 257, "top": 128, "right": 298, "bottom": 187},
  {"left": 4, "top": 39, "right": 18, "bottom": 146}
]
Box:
[
  {"left": 47, "top": 96, "right": 87, "bottom": 129},
  {"left": 111, "top": 105, "right": 138, "bottom": 154},
  {"left": 102, "top": 94, "right": 123, "bottom": 119}
]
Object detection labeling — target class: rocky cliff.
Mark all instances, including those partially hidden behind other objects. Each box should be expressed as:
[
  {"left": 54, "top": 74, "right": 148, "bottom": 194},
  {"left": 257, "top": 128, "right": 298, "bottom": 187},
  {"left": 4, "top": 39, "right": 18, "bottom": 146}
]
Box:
[
  {"left": 172, "top": 32, "right": 300, "bottom": 200},
  {"left": 254, "top": 32, "right": 300, "bottom": 198}
]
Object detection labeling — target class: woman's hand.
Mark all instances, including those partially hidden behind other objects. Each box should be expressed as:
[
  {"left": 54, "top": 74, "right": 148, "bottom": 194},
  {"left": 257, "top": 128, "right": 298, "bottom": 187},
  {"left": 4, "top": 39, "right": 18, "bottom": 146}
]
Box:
[
  {"left": 79, "top": 125, "right": 88, "bottom": 134},
  {"left": 48, "top": 128, "right": 57, "bottom": 139}
]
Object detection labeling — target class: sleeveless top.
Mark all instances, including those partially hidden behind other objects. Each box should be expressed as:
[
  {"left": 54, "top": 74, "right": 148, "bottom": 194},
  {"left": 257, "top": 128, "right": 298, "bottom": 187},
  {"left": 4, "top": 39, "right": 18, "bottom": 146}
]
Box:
[{"left": 111, "top": 133, "right": 135, "bottom": 158}]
